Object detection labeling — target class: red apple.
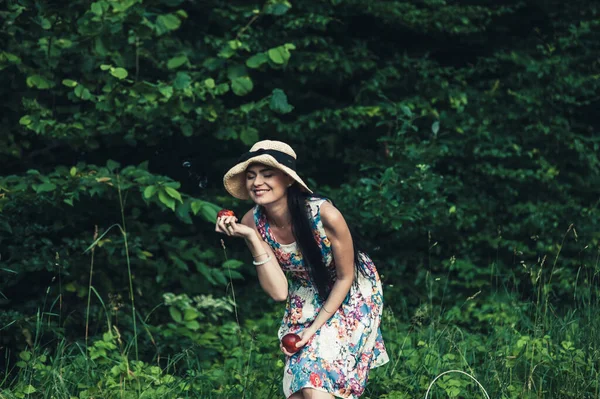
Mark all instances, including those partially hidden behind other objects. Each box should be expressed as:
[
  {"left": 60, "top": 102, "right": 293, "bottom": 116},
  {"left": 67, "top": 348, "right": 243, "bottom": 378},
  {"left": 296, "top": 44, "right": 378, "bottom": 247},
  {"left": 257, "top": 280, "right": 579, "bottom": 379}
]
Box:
[
  {"left": 281, "top": 333, "right": 302, "bottom": 354},
  {"left": 217, "top": 209, "right": 235, "bottom": 219}
]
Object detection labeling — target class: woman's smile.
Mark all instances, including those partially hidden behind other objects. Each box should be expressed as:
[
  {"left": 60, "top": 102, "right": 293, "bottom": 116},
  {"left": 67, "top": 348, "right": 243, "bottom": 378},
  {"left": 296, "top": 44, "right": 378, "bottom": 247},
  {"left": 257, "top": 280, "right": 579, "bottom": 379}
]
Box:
[{"left": 253, "top": 188, "right": 270, "bottom": 197}]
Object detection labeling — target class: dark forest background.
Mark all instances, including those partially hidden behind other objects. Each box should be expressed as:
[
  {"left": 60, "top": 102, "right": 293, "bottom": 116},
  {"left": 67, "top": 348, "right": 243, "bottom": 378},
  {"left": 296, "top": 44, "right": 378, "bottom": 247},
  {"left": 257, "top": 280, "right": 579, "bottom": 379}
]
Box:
[{"left": 1, "top": 0, "right": 599, "bottom": 397}]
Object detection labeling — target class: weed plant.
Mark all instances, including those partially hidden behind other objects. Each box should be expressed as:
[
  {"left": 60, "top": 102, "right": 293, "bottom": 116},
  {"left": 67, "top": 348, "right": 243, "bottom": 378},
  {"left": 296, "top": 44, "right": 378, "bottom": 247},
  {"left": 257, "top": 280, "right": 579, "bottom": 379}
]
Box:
[{"left": 1, "top": 223, "right": 598, "bottom": 398}]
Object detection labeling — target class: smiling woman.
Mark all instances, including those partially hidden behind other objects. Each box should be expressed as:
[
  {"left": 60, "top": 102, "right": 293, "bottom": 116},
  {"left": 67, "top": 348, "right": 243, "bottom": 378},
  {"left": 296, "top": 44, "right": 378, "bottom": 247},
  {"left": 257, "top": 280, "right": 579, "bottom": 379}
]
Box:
[
  {"left": 245, "top": 165, "right": 293, "bottom": 204},
  {"left": 216, "top": 140, "right": 388, "bottom": 399}
]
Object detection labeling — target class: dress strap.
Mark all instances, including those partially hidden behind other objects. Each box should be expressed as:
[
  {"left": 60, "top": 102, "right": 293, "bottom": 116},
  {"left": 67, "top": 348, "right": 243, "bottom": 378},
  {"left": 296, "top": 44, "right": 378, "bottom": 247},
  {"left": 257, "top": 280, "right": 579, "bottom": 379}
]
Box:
[
  {"left": 253, "top": 205, "right": 284, "bottom": 251},
  {"left": 253, "top": 205, "right": 269, "bottom": 242},
  {"left": 254, "top": 198, "right": 331, "bottom": 246},
  {"left": 306, "top": 197, "right": 331, "bottom": 239}
]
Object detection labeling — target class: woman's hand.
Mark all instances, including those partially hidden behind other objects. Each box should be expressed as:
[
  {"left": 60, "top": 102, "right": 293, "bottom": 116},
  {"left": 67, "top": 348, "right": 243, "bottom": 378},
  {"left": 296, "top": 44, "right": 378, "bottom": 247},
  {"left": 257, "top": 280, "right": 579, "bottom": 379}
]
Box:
[
  {"left": 215, "top": 215, "right": 255, "bottom": 239},
  {"left": 280, "top": 328, "right": 316, "bottom": 356}
]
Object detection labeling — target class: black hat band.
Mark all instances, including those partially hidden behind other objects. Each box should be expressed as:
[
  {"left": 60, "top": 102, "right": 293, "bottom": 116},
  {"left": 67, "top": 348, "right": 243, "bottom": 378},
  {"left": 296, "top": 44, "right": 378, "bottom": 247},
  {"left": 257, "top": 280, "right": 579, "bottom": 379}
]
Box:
[{"left": 237, "top": 148, "right": 297, "bottom": 171}]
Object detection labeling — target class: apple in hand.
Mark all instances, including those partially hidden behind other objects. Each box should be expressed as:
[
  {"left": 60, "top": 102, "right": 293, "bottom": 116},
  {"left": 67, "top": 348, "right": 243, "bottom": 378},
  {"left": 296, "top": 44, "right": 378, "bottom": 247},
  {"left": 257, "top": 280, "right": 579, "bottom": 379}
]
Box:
[
  {"left": 281, "top": 333, "right": 302, "bottom": 354},
  {"left": 217, "top": 209, "right": 235, "bottom": 219}
]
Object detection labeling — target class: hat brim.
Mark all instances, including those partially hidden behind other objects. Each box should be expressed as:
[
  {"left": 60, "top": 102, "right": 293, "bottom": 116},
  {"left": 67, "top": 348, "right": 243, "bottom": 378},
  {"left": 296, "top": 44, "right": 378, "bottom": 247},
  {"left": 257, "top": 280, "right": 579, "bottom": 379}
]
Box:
[{"left": 223, "top": 154, "right": 313, "bottom": 200}]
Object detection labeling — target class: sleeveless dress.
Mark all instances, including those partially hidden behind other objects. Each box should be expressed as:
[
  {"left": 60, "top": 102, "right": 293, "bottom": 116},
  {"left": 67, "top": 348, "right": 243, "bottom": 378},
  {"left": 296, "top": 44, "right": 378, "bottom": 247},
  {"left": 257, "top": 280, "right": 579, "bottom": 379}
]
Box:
[{"left": 254, "top": 197, "right": 389, "bottom": 399}]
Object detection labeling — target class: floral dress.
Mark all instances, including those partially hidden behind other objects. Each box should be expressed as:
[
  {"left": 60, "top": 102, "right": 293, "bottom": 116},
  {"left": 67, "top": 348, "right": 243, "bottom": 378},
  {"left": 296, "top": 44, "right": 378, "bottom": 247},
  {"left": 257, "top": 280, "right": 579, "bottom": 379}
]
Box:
[{"left": 254, "top": 197, "right": 389, "bottom": 399}]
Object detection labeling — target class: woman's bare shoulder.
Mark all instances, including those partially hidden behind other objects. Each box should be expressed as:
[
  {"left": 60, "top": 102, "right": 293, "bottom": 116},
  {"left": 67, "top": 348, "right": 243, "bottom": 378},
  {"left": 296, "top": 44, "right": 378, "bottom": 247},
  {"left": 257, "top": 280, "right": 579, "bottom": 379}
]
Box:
[
  {"left": 319, "top": 200, "right": 346, "bottom": 229},
  {"left": 240, "top": 207, "right": 257, "bottom": 228}
]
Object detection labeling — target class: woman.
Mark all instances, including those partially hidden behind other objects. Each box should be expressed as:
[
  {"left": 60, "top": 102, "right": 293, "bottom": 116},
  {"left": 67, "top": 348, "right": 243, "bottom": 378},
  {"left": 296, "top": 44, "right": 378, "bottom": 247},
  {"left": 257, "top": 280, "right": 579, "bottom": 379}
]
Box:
[{"left": 216, "top": 140, "right": 389, "bottom": 398}]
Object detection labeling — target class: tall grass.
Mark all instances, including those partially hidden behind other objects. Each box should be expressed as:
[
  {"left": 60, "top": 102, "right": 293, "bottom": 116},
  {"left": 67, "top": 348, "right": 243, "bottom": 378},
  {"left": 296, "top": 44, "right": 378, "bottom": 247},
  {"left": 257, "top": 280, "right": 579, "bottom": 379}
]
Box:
[{"left": 1, "top": 218, "right": 599, "bottom": 398}]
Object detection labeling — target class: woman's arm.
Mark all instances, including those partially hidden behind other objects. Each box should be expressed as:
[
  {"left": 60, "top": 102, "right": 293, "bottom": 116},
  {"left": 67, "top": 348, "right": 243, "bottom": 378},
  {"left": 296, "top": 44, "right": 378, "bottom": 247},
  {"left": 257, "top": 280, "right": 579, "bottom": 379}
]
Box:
[{"left": 240, "top": 210, "right": 289, "bottom": 301}]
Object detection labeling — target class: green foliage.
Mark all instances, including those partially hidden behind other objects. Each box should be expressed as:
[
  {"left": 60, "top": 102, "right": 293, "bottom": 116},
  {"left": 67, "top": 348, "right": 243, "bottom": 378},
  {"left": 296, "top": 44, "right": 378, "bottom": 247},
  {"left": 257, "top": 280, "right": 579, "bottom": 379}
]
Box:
[{"left": 1, "top": 0, "right": 600, "bottom": 397}]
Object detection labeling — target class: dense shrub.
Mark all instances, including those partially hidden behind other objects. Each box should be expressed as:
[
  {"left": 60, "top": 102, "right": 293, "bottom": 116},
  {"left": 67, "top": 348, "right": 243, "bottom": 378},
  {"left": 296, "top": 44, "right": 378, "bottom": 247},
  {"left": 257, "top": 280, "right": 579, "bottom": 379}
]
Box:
[{"left": 1, "top": 0, "right": 599, "bottom": 397}]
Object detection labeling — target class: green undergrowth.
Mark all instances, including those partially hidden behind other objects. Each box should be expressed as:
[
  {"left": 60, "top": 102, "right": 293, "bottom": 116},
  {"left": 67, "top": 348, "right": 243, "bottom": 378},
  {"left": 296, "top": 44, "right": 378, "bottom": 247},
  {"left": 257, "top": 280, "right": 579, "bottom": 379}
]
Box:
[{"left": 2, "top": 289, "right": 599, "bottom": 399}]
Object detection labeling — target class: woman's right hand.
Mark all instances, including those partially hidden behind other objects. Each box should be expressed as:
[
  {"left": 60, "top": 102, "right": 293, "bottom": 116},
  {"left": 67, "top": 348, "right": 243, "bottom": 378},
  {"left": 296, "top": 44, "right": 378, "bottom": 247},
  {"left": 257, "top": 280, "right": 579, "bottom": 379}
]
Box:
[{"left": 215, "top": 215, "right": 255, "bottom": 239}]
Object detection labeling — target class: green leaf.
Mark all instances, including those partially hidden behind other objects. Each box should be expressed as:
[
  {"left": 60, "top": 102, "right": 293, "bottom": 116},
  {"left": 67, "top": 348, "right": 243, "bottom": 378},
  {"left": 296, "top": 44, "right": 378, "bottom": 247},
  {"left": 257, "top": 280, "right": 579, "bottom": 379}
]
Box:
[
  {"left": 70, "top": 167, "right": 77, "bottom": 177},
  {"left": 111, "top": 0, "right": 137, "bottom": 13},
  {"left": 23, "top": 385, "right": 37, "bottom": 394},
  {"left": 144, "top": 186, "right": 157, "bottom": 199},
  {"left": 213, "top": 271, "right": 228, "bottom": 285},
  {"left": 183, "top": 308, "right": 199, "bottom": 321},
  {"left": 400, "top": 105, "right": 412, "bottom": 117},
  {"left": 1, "top": 52, "right": 21, "bottom": 64},
  {"left": 110, "top": 67, "right": 128, "bottom": 80},
  {"left": 174, "top": 72, "right": 191, "bottom": 90},
  {"left": 231, "top": 76, "right": 253, "bottom": 96},
  {"left": 218, "top": 46, "right": 236, "bottom": 59},
  {"left": 40, "top": 18, "right": 51, "bottom": 30},
  {"left": 185, "top": 320, "right": 200, "bottom": 330},
  {"left": 95, "top": 37, "right": 108, "bottom": 57},
  {"left": 157, "top": 14, "right": 181, "bottom": 33},
  {"left": 265, "top": 2, "right": 291, "bottom": 16},
  {"left": 204, "top": 78, "right": 215, "bottom": 89},
  {"left": 196, "top": 262, "right": 216, "bottom": 284},
  {"left": 240, "top": 102, "right": 256, "bottom": 114},
  {"left": 26, "top": 75, "right": 53, "bottom": 89},
  {"left": 214, "top": 83, "right": 229, "bottom": 96},
  {"left": 170, "top": 255, "right": 188, "bottom": 271},
  {"left": 228, "top": 270, "right": 243, "bottom": 279},
  {"left": 267, "top": 46, "right": 291, "bottom": 65},
  {"left": 163, "top": 181, "right": 181, "bottom": 189},
  {"left": 269, "top": 89, "right": 294, "bottom": 114},
  {"left": 167, "top": 55, "right": 188, "bottom": 70},
  {"left": 246, "top": 53, "right": 268, "bottom": 69},
  {"left": 159, "top": 85, "right": 173, "bottom": 99},
  {"left": 432, "top": 121, "right": 440, "bottom": 135},
  {"left": 158, "top": 190, "right": 176, "bottom": 211},
  {"left": 74, "top": 85, "right": 92, "bottom": 100},
  {"left": 106, "top": 159, "right": 120, "bottom": 172},
  {"left": 62, "top": 79, "right": 78, "bottom": 88},
  {"left": 169, "top": 307, "right": 182, "bottom": 323},
  {"left": 0, "top": 219, "right": 12, "bottom": 234},
  {"left": 35, "top": 183, "right": 57, "bottom": 193},
  {"left": 19, "top": 115, "right": 32, "bottom": 126},
  {"left": 191, "top": 201, "right": 204, "bottom": 215},
  {"left": 19, "top": 351, "right": 31, "bottom": 361},
  {"left": 100, "top": 64, "right": 112, "bottom": 71},
  {"left": 91, "top": 2, "right": 103, "bottom": 15},
  {"left": 164, "top": 186, "right": 183, "bottom": 203},
  {"left": 223, "top": 259, "right": 244, "bottom": 269},
  {"left": 199, "top": 202, "right": 221, "bottom": 223},
  {"left": 240, "top": 127, "right": 259, "bottom": 146}
]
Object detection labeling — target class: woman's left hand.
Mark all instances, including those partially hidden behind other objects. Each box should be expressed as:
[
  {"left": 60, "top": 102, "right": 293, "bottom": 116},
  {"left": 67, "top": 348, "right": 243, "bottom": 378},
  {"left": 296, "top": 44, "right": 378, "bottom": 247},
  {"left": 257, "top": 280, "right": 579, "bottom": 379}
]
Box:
[{"left": 295, "top": 328, "right": 316, "bottom": 350}]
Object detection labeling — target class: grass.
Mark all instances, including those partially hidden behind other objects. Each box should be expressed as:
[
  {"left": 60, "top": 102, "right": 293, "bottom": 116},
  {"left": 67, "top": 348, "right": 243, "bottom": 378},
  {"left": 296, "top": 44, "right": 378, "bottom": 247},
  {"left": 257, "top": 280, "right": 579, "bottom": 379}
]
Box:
[
  {"left": 1, "top": 187, "right": 598, "bottom": 398},
  {"left": 1, "top": 285, "right": 598, "bottom": 398}
]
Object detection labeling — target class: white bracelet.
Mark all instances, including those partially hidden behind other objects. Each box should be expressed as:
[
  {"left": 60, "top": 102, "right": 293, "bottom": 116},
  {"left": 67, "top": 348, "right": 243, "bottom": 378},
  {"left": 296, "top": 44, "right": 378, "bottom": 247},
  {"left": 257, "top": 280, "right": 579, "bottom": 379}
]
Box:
[{"left": 252, "top": 255, "right": 272, "bottom": 266}]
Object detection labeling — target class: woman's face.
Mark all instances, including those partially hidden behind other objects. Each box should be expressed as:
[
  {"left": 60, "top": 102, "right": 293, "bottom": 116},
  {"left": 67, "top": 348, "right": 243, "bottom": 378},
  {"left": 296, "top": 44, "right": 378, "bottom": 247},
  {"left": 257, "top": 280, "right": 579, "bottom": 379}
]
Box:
[{"left": 245, "top": 163, "right": 293, "bottom": 205}]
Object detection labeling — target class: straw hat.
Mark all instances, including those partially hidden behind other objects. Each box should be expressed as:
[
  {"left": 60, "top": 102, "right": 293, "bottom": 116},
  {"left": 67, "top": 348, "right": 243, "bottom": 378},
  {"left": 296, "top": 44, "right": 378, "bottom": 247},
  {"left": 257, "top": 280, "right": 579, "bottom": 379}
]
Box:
[{"left": 223, "top": 140, "right": 313, "bottom": 200}]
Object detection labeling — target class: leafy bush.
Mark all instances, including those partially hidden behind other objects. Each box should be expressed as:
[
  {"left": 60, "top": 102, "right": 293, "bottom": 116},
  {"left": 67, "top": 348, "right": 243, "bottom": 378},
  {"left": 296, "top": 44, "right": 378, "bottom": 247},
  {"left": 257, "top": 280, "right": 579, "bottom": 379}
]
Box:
[{"left": 1, "top": 0, "right": 600, "bottom": 397}]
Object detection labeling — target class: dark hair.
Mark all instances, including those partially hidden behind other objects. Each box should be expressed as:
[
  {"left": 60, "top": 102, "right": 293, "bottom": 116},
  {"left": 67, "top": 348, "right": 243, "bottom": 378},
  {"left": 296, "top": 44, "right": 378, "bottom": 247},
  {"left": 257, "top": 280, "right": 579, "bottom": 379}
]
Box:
[{"left": 287, "top": 183, "right": 367, "bottom": 301}]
